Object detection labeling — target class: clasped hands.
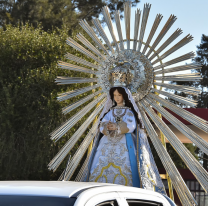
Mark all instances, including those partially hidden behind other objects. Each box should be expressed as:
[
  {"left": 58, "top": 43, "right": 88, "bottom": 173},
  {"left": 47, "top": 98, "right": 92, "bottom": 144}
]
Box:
[{"left": 107, "top": 121, "right": 117, "bottom": 131}]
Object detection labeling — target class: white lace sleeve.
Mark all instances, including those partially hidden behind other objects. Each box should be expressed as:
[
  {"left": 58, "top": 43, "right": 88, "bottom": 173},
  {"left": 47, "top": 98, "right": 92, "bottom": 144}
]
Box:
[
  {"left": 124, "top": 110, "right": 136, "bottom": 133},
  {"left": 99, "top": 111, "right": 110, "bottom": 133}
]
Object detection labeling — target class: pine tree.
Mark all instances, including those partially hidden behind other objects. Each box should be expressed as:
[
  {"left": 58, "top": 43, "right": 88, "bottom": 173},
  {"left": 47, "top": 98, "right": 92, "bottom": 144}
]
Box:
[
  {"left": 194, "top": 34, "right": 208, "bottom": 108},
  {"left": 0, "top": 0, "right": 140, "bottom": 31}
]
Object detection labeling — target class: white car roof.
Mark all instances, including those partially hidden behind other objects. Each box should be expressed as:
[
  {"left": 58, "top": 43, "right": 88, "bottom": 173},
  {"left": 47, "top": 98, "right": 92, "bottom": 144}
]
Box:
[{"left": 0, "top": 181, "right": 115, "bottom": 198}]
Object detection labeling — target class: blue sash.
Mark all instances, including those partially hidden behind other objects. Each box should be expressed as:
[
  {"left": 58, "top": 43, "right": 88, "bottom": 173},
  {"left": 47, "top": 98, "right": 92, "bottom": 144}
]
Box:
[{"left": 125, "top": 133, "right": 140, "bottom": 187}]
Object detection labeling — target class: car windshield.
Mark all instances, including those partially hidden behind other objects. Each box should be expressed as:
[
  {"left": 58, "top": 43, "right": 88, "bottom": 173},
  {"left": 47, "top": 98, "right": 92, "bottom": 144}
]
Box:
[{"left": 0, "top": 195, "right": 76, "bottom": 206}]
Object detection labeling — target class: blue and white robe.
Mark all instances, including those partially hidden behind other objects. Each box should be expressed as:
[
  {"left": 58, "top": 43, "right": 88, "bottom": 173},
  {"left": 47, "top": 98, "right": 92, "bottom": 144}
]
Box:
[{"left": 82, "top": 107, "right": 166, "bottom": 194}]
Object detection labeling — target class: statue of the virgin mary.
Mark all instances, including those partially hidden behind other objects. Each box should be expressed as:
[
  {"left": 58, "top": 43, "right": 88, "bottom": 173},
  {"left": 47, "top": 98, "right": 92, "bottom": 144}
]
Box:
[
  {"left": 48, "top": 2, "right": 208, "bottom": 205},
  {"left": 81, "top": 64, "right": 165, "bottom": 194}
]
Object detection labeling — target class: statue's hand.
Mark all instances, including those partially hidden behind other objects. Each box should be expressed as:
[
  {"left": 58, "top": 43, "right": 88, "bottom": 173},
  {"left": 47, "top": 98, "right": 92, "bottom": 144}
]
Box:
[{"left": 107, "top": 122, "right": 117, "bottom": 131}]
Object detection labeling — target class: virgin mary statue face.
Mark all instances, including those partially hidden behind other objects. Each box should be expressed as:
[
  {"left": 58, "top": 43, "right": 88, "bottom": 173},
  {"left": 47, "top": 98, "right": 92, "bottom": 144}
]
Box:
[{"left": 113, "top": 89, "right": 124, "bottom": 106}]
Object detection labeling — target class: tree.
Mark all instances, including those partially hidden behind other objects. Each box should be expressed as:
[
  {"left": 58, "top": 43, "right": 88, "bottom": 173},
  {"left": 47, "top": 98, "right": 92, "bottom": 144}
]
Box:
[
  {"left": 0, "top": 24, "right": 94, "bottom": 180},
  {"left": 0, "top": 0, "right": 140, "bottom": 31},
  {"left": 194, "top": 34, "right": 208, "bottom": 169},
  {"left": 194, "top": 34, "right": 208, "bottom": 109}
]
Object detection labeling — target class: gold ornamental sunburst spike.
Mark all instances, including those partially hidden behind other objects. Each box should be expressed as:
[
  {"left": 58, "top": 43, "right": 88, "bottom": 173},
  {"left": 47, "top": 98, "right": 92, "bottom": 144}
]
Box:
[
  {"left": 145, "top": 95, "right": 208, "bottom": 153},
  {"left": 57, "top": 84, "right": 100, "bottom": 102},
  {"left": 79, "top": 20, "right": 110, "bottom": 55},
  {"left": 92, "top": 18, "right": 115, "bottom": 54},
  {"left": 154, "top": 63, "right": 201, "bottom": 74},
  {"left": 115, "top": 10, "right": 125, "bottom": 50},
  {"left": 102, "top": 6, "right": 119, "bottom": 52},
  {"left": 61, "top": 119, "right": 100, "bottom": 181},
  {"left": 48, "top": 98, "right": 106, "bottom": 172},
  {"left": 137, "top": 3, "right": 151, "bottom": 52},
  {"left": 142, "top": 13, "right": 163, "bottom": 54},
  {"left": 140, "top": 98, "right": 208, "bottom": 192},
  {"left": 153, "top": 82, "right": 201, "bottom": 95},
  {"left": 58, "top": 61, "right": 97, "bottom": 74},
  {"left": 146, "top": 14, "right": 177, "bottom": 57},
  {"left": 137, "top": 102, "right": 197, "bottom": 206},
  {"left": 50, "top": 93, "right": 106, "bottom": 142},
  {"left": 66, "top": 37, "right": 102, "bottom": 65},
  {"left": 153, "top": 52, "right": 195, "bottom": 70},
  {"left": 151, "top": 34, "right": 193, "bottom": 65},
  {"left": 149, "top": 28, "right": 183, "bottom": 61},
  {"left": 151, "top": 88, "right": 197, "bottom": 107},
  {"left": 124, "top": 1, "right": 131, "bottom": 49},
  {"left": 55, "top": 76, "right": 98, "bottom": 85},
  {"left": 65, "top": 53, "right": 99, "bottom": 69},
  {"left": 62, "top": 90, "right": 103, "bottom": 115},
  {"left": 149, "top": 93, "right": 208, "bottom": 133},
  {"left": 154, "top": 73, "right": 202, "bottom": 82},
  {"left": 76, "top": 33, "right": 106, "bottom": 60},
  {"left": 133, "top": 8, "right": 141, "bottom": 50}
]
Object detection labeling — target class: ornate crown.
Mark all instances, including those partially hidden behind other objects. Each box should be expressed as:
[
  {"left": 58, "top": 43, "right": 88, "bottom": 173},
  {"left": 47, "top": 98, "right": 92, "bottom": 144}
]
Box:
[{"left": 109, "top": 62, "right": 134, "bottom": 87}]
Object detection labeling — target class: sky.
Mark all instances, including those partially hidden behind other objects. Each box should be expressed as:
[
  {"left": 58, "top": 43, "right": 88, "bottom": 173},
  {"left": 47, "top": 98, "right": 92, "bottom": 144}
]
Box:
[{"left": 104, "top": 0, "right": 208, "bottom": 65}]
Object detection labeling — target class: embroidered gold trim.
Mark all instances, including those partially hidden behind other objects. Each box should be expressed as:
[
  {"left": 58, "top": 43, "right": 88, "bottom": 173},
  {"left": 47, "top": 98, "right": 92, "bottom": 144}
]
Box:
[{"left": 94, "top": 162, "right": 128, "bottom": 185}]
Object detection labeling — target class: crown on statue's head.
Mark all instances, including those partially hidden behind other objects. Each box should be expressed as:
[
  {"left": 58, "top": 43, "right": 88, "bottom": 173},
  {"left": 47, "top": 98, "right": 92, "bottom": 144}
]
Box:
[{"left": 109, "top": 62, "right": 134, "bottom": 87}]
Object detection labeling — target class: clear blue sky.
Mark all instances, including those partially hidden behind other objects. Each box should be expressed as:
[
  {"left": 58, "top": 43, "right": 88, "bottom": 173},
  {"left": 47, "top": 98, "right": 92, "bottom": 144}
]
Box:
[{"left": 104, "top": 0, "right": 208, "bottom": 64}]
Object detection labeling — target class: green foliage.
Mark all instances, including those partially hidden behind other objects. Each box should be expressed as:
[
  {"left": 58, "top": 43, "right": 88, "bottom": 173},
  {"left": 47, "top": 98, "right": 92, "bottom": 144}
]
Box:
[
  {"left": 194, "top": 34, "right": 208, "bottom": 109},
  {"left": 0, "top": 24, "right": 92, "bottom": 180},
  {"left": 0, "top": 0, "right": 140, "bottom": 31}
]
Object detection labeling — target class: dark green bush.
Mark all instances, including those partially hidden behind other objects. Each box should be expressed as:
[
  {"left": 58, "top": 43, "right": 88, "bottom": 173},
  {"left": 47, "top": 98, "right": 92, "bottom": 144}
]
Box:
[{"left": 0, "top": 24, "right": 93, "bottom": 180}]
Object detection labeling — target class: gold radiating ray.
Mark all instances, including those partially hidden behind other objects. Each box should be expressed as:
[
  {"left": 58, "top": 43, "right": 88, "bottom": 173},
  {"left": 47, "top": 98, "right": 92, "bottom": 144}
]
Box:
[
  {"left": 57, "top": 84, "right": 99, "bottom": 102},
  {"left": 92, "top": 18, "right": 115, "bottom": 53},
  {"left": 102, "top": 6, "right": 119, "bottom": 52},
  {"left": 149, "top": 93, "right": 208, "bottom": 133},
  {"left": 62, "top": 90, "right": 103, "bottom": 115},
  {"left": 153, "top": 82, "right": 201, "bottom": 95},
  {"left": 50, "top": 93, "right": 106, "bottom": 142},
  {"left": 146, "top": 15, "right": 177, "bottom": 58},
  {"left": 61, "top": 120, "right": 100, "bottom": 181},
  {"left": 65, "top": 53, "right": 99, "bottom": 69},
  {"left": 79, "top": 20, "right": 110, "bottom": 55},
  {"left": 66, "top": 37, "right": 102, "bottom": 65},
  {"left": 115, "top": 10, "right": 124, "bottom": 50},
  {"left": 155, "top": 73, "right": 202, "bottom": 82},
  {"left": 48, "top": 98, "right": 106, "bottom": 172},
  {"left": 140, "top": 98, "right": 208, "bottom": 193},
  {"left": 149, "top": 28, "right": 182, "bottom": 61},
  {"left": 58, "top": 61, "right": 97, "bottom": 74},
  {"left": 154, "top": 63, "right": 201, "bottom": 75},
  {"left": 145, "top": 95, "right": 208, "bottom": 154},
  {"left": 151, "top": 88, "right": 197, "bottom": 107},
  {"left": 152, "top": 34, "right": 193, "bottom": 65},
  {"left": 153, "top": 52, "right": 195, "bottom": 71},
  {"left": 133, "top": 8, "right": 141, "bottom": 51},
  {"left": 137, "top": 102, "right": 197, "bottom": 206},
  {"left": 55, "top": 76, "right": 97, "bottom": 85},
  {"left": 124, "top": 1, "right": 131, "bottom": 49},
  {"left": 137, "top": 3, "right": 151, "bottom": 52},
  {"left": 76, "top": 33, "right": 106, "bottom": 60},
  {"left": 142, "top": 13, "right": 163, "bottom": 54}
]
